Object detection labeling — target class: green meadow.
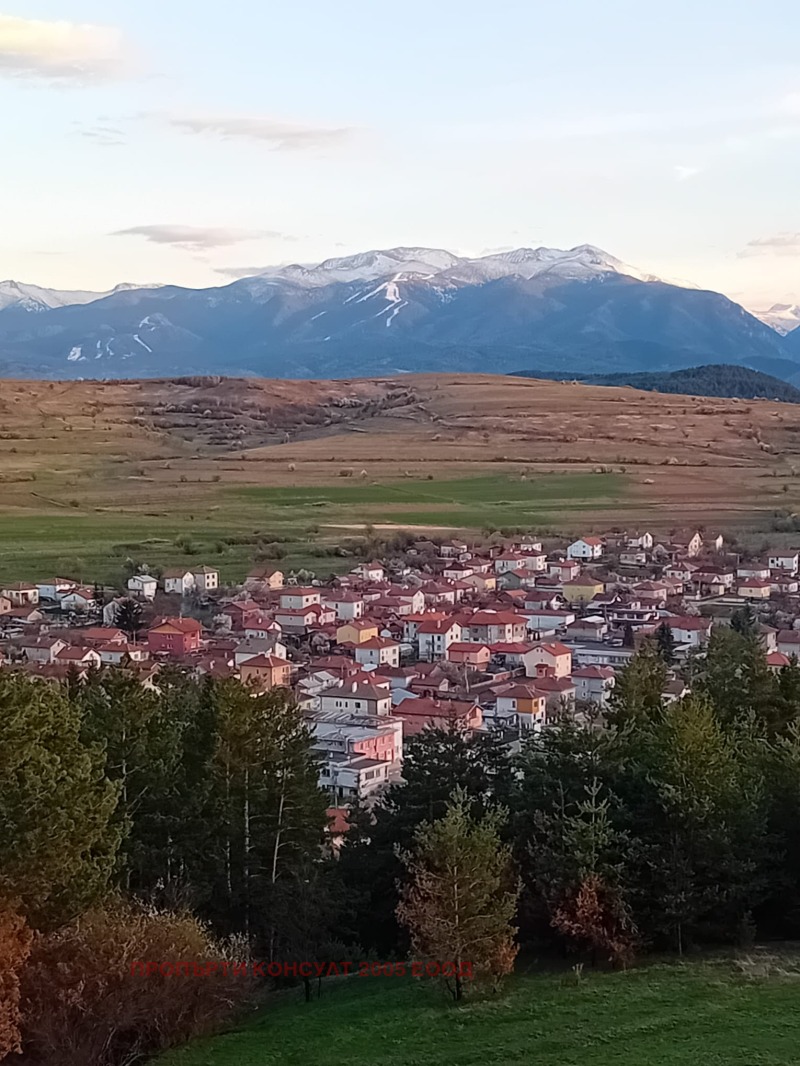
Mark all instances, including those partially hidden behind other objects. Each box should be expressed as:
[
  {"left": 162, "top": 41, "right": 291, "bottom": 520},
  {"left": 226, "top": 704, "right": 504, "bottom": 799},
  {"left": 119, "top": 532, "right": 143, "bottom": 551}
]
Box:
[{"left": 156, "top": 959, "right": 800, "bottom": 1066}]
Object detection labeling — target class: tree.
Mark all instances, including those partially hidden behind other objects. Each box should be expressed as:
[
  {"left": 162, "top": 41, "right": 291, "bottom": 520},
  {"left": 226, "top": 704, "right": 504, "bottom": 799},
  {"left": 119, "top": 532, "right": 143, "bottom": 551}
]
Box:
[
  {"left": 655, "top": 622, "right": 677, "bottom": 666},
  {"left": 397, "top": 789, "right": 520, "bottom": 1000},
  {"left": 731, "top": 603, "right": 758, "bottom": 639},
  {"left": 0, "top": 673, "right": 120, "bottom": 930},
  {"left": 696, "top": 626, "right": 778, "bottom": 730},
  {"left": 607, "top": 641, "right": 667, "bottom": 727},
  {"left": 622, "top": 623, "right": 635, "bottom": 649},
  {"left": 0, "top": 905, "right": 31, "bottom": 1060},
  {"left": 115, "top": 597, "right": 144, "bottom": 641}
]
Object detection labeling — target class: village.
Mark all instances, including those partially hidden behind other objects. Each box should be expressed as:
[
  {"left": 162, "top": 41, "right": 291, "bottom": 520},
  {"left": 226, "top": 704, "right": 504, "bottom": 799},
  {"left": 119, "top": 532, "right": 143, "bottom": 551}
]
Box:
[{"left": 2, "top": 527, "right": 800, "bottom": 810}]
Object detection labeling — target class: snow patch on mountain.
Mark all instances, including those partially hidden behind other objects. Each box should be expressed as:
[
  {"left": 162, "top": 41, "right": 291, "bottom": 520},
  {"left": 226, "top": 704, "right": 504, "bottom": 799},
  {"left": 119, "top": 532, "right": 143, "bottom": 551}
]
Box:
[
  {"left": 752, "top": 303, "right": 800, "bottom": 335},
  {"left": 0, "top": 280, "right": 163, "bottom": 314}
]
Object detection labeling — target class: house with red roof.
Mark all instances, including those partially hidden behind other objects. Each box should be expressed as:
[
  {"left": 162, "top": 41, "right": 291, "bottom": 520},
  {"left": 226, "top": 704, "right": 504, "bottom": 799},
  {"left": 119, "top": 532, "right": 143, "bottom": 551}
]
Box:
[
  {"left": 524, "top": 642, "right": 572, "bottom": 679},
  {"left": 147, "top": 617, "right": 203, "bottom": 656},
  {"left": 567, "top": 537, "right": 603, "bottom": 561},
  {"left": 417, "top": 617, "right": 462, "bottom": 661},
  {"left": 572, "top": 665, "right": 616, "bottom": 706},
  {"left": 446, "top": 642, "right": 491, "bottom": 668},
  {"left": 354, "top": 636, "right": 401, "bottom": 669},
  {"left": 393, "top": 696, "right": 482, "bottom": 735},
  {"left": 464, "top": 610, "right": 528, "bottom": 645}
]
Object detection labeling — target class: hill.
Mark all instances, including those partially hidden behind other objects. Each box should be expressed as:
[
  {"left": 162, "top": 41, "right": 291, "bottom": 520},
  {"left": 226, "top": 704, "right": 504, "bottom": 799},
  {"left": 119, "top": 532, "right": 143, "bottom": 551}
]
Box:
[
  {"left": 155, "top": 961, "right": 800, "bottom": 1066},
  {"left": 0, "top": 246, "right": 793, "bottom": 380},
  {"left": 514, "top": 364, "right": 800, "bottom": 401},
  {"left": 1, "top": 372, "right": 799, "bottom": 582}
]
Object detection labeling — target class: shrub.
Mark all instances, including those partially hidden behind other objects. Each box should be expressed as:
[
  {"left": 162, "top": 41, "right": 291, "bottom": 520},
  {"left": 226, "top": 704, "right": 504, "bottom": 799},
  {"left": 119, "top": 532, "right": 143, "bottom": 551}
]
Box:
[
  {"left": 19, "top": 898, "right": 255, "bottom": 1066},
  {"left": 338, "top": 468, "right": 354, "bottom": 478},
  {"left": 0, "top": 904, "right": 31, "bottom": 1060}
]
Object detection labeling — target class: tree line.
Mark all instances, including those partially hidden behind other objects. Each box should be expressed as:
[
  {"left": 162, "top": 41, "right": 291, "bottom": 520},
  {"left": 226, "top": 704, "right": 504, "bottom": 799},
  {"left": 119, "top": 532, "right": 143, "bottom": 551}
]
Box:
[{"left": 5, "top": 620, "right": 800, "bottom": 1060}]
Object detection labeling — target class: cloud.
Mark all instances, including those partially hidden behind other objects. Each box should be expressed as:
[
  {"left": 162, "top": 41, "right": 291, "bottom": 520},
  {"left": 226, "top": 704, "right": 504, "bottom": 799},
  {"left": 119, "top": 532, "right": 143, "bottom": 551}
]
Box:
[
  {"left": 164, "top": 113, "right": 355, "bottom": 151},
  {"left": 214, "top": 265, "right": 274, "bottom": 279},
  {"left": 738, "top": 233, "right": 800, "bottom": 258},
  {"left": 0, "top": 14, "right": 128, "bottom": 81},
  {"left": 112, "top": 225, "right": 280, "bottom": 252},
  {"left": 673, "top": 165, "right": 701, "bottom": 181},
  {"left": 77, "top": 123, "right": 126, "bottom": 147}
]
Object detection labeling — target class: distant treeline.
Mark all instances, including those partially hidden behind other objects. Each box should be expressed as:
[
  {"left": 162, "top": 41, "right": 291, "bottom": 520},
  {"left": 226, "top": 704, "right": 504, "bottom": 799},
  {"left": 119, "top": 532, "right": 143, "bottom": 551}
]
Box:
[{"left": 511, "top": 363, "right": 800, "bottom": 403}]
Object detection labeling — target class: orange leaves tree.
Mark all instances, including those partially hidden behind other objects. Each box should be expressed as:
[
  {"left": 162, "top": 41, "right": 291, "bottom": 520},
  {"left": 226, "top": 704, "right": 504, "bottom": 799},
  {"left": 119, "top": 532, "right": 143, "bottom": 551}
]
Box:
[{"left": 397, "top": 788, "right": 520, "bottom": 1000}]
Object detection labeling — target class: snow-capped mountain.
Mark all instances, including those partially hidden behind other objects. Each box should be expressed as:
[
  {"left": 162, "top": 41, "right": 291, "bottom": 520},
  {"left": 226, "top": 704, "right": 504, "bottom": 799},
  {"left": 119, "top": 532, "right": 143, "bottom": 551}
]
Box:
[
  {"left": 752, "top": 303, "right": 800, "bottom": 335},
  {"left": 0, "top": 244, "right": 796, "bottom": 381},
  {"left": 0, "top": 280, "right": 163, "bottom": 314}
]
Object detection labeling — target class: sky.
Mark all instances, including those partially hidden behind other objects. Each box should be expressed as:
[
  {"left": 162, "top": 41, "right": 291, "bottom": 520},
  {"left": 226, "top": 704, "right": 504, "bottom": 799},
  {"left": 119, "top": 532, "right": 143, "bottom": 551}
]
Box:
[{"left": 3, "top": 1, "right": 800, "bottom": 309}]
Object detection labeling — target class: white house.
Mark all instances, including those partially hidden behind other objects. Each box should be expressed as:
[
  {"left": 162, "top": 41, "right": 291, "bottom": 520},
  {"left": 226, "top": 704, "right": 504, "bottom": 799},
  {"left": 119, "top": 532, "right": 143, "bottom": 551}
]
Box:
[
  {"left": 626, "top": 531, "right": 654, "bottom": 550},
  {"left": 127, "top": 574, "right": 157, "bottom": 601},
  {"left": 352, "top": 561, "right": 385, "bottom": 582},
  {"left": 318, "top": 682, "right": 393, "bottom": 716},
  {"left": 664, "top": 615, "right": 713, "bottom": 646},
  {"left": 572, "top": 665, "right": 616, "bottom": 706},
  {"left": 416, "top": 618, "right": 462, "bottom": 661},
  {"left": 279, "top": 587, "right": 321, "bottom": 610},
  {"left": 36, "top": 578, "right": 76, "bottom": 602},
  {"left": 60, "top": 587, "right": 96, "bottom": 612},
  {"left": 324, "top": 591, "right": 365, "bottom": 621},
  {"left": 164, "top": 569, "right": 195, "bottom": 595},
  {"left": 567, "top": 537, "right": 603, "bottom": 561},
  {"left": 769, "top": 552, "right": 799, "bottom": 574},
  {"left": 354, "top": 637, "right": 401, "bottom": 669},
  {"left": 192, "top": 566, "right": 219, "bottom": 592}
]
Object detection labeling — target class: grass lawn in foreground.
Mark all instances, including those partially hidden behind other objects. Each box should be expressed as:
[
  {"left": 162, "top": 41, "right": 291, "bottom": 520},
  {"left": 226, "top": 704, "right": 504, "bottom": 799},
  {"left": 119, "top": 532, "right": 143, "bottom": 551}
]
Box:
[{"left": 156, "top": 960, "right": 800, "bottom": 1066}]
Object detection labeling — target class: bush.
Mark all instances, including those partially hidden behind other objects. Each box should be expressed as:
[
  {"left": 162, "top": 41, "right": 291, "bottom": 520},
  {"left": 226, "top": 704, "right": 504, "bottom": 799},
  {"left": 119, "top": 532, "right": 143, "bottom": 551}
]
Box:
[
  {"left": 0, "top": 904, "right": 31, "bottom": 1059},
  {"left": 19, "top": 898, "right": 255, "bottom": 1066},
  {"left": 338, "top": 468, "right": 354, "bottom": 478}
]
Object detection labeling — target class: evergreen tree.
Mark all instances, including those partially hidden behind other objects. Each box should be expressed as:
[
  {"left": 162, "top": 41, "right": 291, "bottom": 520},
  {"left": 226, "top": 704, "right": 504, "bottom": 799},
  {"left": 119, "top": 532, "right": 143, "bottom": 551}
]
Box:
[
  {"left": 607, "top": 640, "right": 667, "bottom": 727},
  {"left": 115, "top": 597, "right": 144, "bottom": 641},
  {"left": 731, "top": 603, "right": 758, "bottom": 640},
  {"left": 397, "top": 789, "right": 520, "bottom": 999},
  {"left": 0, "top": 674, "right": 120, "bottom": 930},
  {"left": 696, "top": 626, "right": 778, "bottom": 730},
  {"left": 622, "top": 623, "right": 635, "bottom": 649},
  {"left": 655, "top": 622, "right": 677, "bottom": 666}
]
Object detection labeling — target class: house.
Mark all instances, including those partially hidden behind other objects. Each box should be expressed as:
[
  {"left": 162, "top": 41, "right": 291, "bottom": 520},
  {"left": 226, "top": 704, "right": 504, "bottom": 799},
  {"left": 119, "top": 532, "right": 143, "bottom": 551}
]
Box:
[
  {"left": 769, "top": 552, "right": 799, "bottom": 574},
  {"left": 490, "top": 641, "right": 533, "bottom": 667},
  {"left": 737, "top": 563, "right": 771, "bottom": 580},
  {"left": 243, "top": 614, "right": 282, "bottom": 640},
  {"left": 99, "top": 642, "right": 149, "bottom": 665},
  {"left": 665, "top": 562, "right": 699, "bottom": 582},
  {"left": 0, "top": 595, "right": 10, "bottom": 616},
  {"left": 620, "top": 549, "right": 648, "bottom": 567},
  {"left": 548, "top": 560, "right": 581, "bottom": 582},
  {"left": 572, "top": 665, "right": 616, "bottom": 706},
  {"left": 533, "top": 675, "right": 577, "bottom": 714},
  {"left": 524, "top": 642, "right": 572, "bottom": 679},
  {"left": 147, "top": 617, "right": 203, "bottom": 656},
  {"left": 494, "top": 552, "right": 527, "bottom": 575},
  {"left": 318, "top": 682, "right": 393, "bottom": 717},
  {"left": 417, "top": 618, "right": 462, "bottom": 661},
  {"left": 240, "top": 653, "right": 293, "bottom": 689},
  {"left": 439, "top": 540, "right": 469, "bottom": 559},
  {"left": 354, "top": 637, "right": 401, "bottom": 669},
  {"left": 60, "top": 587, "right": 96, "bottom": 612},
  {"left": 442, "top": 562, "right": 474, "bottom": 581},
  {"left": 279, "top": 587, "right": 321, "bottom": 610},
  {"left": 394, "top": 696, "right": 482, "bottom": 735},
  {"left": 767, "top": 651, "right": 791, "bottom": 672},
  {"left": 312, "top": 713, "right": 403, "bottom": 802},
  {"left": 446, "top": 642, "right": 492, "bottom": 668},
  {"left": 663, "top": 615, "right": 713, "bottom": 646},
  {"left": 737, "top": 578, "right": 772, "bottom": 600},
  {"left": 465, "top": 610, "right": 528, "bottom": 644},
  {"left": 2, "top": 583, "right": 39, "bottom": 607},
  {"left": 353, "top": 561, "right": 385, "bottom": 582},
  {"left": 163, "top": 569, "right": 195, "bottom": 595},
  {"left": 626, "top": 531, "right": 654, "bottom": 550},
  {"left": 561, "top": 578, "right": 605, "bottom": 605},
  {"left": 245, "top": 566, "right": 284, "bottom": 590},
  {"left": 460, "top": 572, "right": 498, "bottom": 593},
  {"left": 192, "top": 566, "right": 219, "bottom": 592},
  {"left": 21, "top": 635, "right": 68, "bottom": 663},
  {"left": 493, "top": 685, "right": 547, "bottom": 731},
  {"left": 567, "top": 537, "right": 603, "bottom": 561},
  {"left": 275, "top": 604, "right": 333, "bottom": 634},
  {"left": 127, "top": 574, "right": 157, "bottom": 601},
  {"left": 337, "top": 619, "right": 379, "bottom": 646},
  {"left": 35, "top": 578, "right": 76, "bottom": 602},
  {"left": 633, "top": 581, "right": 670, "bottom": 603},
  {"left": 216, "top": 599, "right": 262, "bottom": 631},
  {"left": 234, "top": 636, "right": 287, "bottom": 666},
  {"left": 777, "top": 630, "right": 800, "bottom": 658},
  {"left": 523, "top": 608, "right": 576, "bottom": 633},
  {"left": 672, "top": 530, "right": 703, "bottom": 557},
  {"left": 324, "top": 590, "right": 365, "bottom": 621},
  {"left": 523, "top": 552, "right": 548, "bottom": 573},
  {"left": 55, "top": 646, "right": 102, "bottom": 668},
  {"left": 566, "top": 616, "right": 609, "bottom": 641}
]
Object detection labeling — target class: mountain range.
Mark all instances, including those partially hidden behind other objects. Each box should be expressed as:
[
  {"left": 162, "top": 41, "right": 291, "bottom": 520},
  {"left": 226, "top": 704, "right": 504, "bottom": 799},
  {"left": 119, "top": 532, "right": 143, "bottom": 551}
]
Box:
[{"left": 1, "top": 245, "right": 798, "bottom": 381}]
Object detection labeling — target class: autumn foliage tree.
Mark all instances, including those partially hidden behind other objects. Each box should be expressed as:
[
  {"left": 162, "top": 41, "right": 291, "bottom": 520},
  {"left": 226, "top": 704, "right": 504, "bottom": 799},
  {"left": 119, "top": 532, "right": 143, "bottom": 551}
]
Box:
[{"left": 397, "top": 789, "right": 520, "bottom": 1000}]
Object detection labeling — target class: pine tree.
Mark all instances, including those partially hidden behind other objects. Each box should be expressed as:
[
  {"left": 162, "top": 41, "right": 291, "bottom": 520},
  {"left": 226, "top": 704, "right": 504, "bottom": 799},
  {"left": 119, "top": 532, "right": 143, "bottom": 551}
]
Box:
[
  {"left": 655, "top": 622, "right": 677, "bottom": 665},
  {"left": 115, "top": 597, "right": 144, "bottom": 641},
  {"left": 731, "top": 603, "right": 758, "bottom": 639},
  {"left": 607, "top": 640, "right": 667, "bottom": 727},
  {"left": 397, "top": 789, "right": 520, "bottom": 999},
  {"left": 0, "top": 674, "right": 120, "bottom": 930},
  {"left": 622, "top": 623, "right": 635, "bottom": 649}
]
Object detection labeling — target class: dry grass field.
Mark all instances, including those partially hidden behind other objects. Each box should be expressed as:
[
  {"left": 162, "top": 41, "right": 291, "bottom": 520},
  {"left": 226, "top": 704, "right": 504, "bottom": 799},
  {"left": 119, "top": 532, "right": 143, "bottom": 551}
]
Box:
[{"left": 1, "top": 372, "right": 798, "bottom": 582}]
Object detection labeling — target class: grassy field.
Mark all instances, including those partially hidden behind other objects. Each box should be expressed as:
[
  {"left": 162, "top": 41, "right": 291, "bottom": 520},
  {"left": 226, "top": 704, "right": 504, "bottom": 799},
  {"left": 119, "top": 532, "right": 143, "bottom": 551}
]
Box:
[
  {"left": 156, "top": 959, "right": 800, "bottom": 1066},
  {"left": 2, "top": 371, "right": 799, "bottom": 585},
  {"left": 0, "top": 471, "right": 624, "bottom": 585}
]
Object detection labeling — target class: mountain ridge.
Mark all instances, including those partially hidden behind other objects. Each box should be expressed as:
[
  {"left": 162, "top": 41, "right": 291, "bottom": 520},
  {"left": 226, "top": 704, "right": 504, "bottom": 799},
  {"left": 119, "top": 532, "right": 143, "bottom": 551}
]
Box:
[{"left": 0, "top": 244, "right": 795, "bottom": 380}]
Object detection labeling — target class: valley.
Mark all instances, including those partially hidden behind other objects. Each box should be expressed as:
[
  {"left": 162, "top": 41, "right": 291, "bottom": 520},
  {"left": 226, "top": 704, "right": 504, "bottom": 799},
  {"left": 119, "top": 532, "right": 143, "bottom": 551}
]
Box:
[{"left": 1, "top": 372, "right": 799, "bottom": 582}]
